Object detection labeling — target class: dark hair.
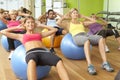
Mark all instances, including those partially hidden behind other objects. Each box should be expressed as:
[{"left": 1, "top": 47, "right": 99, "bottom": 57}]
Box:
[
  {"left": 47, "top": 9, "right": 54, "bottom": 14},
  {"left": 23, "top": 16, "right": 35, "bottom": 23}
]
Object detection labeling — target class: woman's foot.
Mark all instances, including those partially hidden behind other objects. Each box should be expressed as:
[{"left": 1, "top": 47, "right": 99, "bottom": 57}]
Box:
[
  {"left": 101, "top": 62, "right": 114, "bottom": 72},
  {"left": 88, "top": 64, "right": 97, "bottom": 75}
]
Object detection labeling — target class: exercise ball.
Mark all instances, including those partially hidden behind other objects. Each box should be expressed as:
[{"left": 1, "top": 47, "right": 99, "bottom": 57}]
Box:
[
  {"left": 0, "top": 20, "right": 7, "bottom": 30},
  {"left": 61, "top": 33, "right": 91, "bottom": 60},
  {"left": 11, "top": 45, "right": 51, "bottom": 80},
  {"left": 115, "top": 70, "right": 120, "bottom": 80},
  {"left": 1, "top": 35, "right": 21, "bottom": 51},
  {"left": 42, "top": 29, "right": 63, "bottom": 48}
]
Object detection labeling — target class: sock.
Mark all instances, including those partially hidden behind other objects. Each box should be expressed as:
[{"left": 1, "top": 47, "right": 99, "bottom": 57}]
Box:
[{"left": 105, "top": 45, "right": 110, "bottom": 52}]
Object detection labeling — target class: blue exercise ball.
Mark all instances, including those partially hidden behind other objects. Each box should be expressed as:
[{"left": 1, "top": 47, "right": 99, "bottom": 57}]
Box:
[
  {"left": 61, "top": 33, "right": 91, "bottom": 60},
  {"left": 0, "top": 20, "right": 7, "bottom": 30},
  {"left": 11, "top": 45, "right": 51, "bottom": 80},
  {"left": 0, "top": 35, "right": 21, "bottom": 51}
]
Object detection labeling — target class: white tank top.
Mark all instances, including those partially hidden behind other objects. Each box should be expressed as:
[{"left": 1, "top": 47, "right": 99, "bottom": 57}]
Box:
[{"left": 46, "top": 19, "right": 58, "bottom": 27}]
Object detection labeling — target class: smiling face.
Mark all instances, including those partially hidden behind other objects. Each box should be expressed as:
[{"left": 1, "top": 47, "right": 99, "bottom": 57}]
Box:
[
  {"left": 47, "top": 10, "right": 55, "bottom": 19},
  {"left": 24, "top": 16, "right": 35, "bottom": 31},
  {"left": 9, "top": 10, "right": 18, "bottom": 20},
  {"left": 69, "top": 8, "right": 79, "bottom": 19}
]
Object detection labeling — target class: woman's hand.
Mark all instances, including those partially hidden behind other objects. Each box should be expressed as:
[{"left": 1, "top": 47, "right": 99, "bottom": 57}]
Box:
[{"left": 17, "top": 23, "right": 25, "bottom": 30}]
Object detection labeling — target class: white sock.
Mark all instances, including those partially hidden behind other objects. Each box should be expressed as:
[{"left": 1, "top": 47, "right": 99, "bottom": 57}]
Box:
[
  {"left": 105, "top": 45, "right": 110, "bottom": 52},
  {"left": 8, "top": 51, "right": 14, "bottom": 60}
]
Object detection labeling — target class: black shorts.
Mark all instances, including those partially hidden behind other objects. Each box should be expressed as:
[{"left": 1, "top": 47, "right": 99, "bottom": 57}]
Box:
[
  {"left": 54, "top": 26, "right": 64, "bottom": 36},
  {"left": 97, "top": 29, "right": 120, "bottom": 38},
  {"left": 25, "top": 48, "right": 61, "bottom": 66}
]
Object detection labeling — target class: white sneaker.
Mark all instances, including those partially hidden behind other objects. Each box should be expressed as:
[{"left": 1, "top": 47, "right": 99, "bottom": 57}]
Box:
[
  {"left": 118, "top": 47, "right": 120, "bottom": 51},
  {"left": 8, "top": 51, "right": 14, "bottom": 60},
  {"left": 105, "top": 45, "right": 110, "bottom": 53}
]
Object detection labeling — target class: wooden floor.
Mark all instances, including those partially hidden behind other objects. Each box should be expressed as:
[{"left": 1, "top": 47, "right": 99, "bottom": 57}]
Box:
[{"left": 0, "top": 35, "right": 120, "bottom": 80}]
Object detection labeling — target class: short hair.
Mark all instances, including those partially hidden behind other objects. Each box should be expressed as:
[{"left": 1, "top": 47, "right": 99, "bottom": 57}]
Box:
[
  {"left": 47, "top": 9, "right": 54, "bottom": 14},
  {"left": 9, "top": 10, "right": 18, "bottom": 15},
  {"left": 0, "top": 8, "right": 5, "bottom": 13}
]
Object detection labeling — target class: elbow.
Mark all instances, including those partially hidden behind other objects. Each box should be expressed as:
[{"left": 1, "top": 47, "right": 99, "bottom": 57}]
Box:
[
  {"left": 93, "top": 20, "right": 97, "bottom": 23},
  {"left": 0, "top": 30, "right": 6, "bottom": 35}
]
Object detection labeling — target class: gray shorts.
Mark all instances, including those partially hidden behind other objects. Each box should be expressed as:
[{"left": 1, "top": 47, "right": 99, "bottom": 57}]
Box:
[{"left": 73, "top": 33, "right": 102, "bottom": 46}]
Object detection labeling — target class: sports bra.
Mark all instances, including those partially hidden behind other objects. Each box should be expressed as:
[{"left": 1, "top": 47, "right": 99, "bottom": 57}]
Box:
[
  {"left": 22, "top": 33, "right": 42, "bottom": 45},
  {"left": 7, "top": 20, "right": 20, "bottom": 28}
]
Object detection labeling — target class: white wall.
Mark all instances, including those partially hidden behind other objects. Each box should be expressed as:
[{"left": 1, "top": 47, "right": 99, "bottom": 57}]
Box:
[
  {"left": 0, "top": 0, "right": 24, "bottom": 10},
  {"left": 46, "top": 0, "right": 63, "bottom": 15},
  {"left": 35, "top": 0, "right": 42, "bottom": 19}
]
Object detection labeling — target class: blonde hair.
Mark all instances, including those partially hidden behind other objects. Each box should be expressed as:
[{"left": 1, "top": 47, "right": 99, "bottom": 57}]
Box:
[
  {"left": 0, "top": 8, "right": 5, "bottom": 13},
  {"left": 38, "top": 13, "right": 47, "bottom": 23},
  {"left": 23, "top": 16, "right": 35, "bottom": 23},
  {"left": 9, "top": 10, "right": 18, "bottom": 15},
  {"left": 64, "top": 8, "right": 79, "bottom": 19}
]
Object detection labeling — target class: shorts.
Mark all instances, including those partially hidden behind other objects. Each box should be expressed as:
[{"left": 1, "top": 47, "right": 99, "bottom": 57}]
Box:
[
  {"left": 73, "top": 32, "right": 102, "bottom": 46},
  {"left": 54, "top": 26, "right": 64, "bottom": 36},
  {"left": 97, "top": 29, "right": 120, "bottom": 38},
  {"left": 25, "top": 48, "right": 61, "bottom": 66}
]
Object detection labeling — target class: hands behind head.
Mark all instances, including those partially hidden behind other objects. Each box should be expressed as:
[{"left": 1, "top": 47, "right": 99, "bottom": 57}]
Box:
[
  {"left": 78, "top": 14, "right": 84, "bottom": 18},
  {"left": 17, "top": 23, "right": 25, "bottom": 30}
]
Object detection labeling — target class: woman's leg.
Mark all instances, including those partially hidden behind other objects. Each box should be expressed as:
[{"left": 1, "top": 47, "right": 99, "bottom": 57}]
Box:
[
  {"left": 103, "top": 38, "right": 110, "bottom": 53},
  {"left": 50, "top": 33, "right": 56, "bottom": 54},
  {"left": 116, "top": 37, "right": 120, "bottom": 50},
  {"left": 84, "top": 40, "right": 92, "bottom": 65},
  {"left": 84, "top": 40, "right": 96, "bottom": 75},
  {"left": 111, "top": 29, "right": 120, "bottom": 50},
  {"left": 7, "top": 37, "right": 15, "bottom": 60},
  {"left": 98, "top": 38, "right": 107, "bottom": 62},
  {"left": 98, "top": 38, "right": 114, "bottom": 72},
  {"left": 27, "top": 60, "right": 37, "bottom": 80},
  {"left": 56, "top": 60, "right": 69, "bottom": 80}
]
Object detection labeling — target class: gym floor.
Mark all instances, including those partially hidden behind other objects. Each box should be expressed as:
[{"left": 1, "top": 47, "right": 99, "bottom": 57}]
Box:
[{"left": 0, "top": 34, "right": 120, "bottom": 80}]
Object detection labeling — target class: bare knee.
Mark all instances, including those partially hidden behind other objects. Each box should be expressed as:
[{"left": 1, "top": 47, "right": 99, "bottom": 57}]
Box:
[
  {"left": 84, "top": 40, "right": 90, "bottom": 46},
  {"left": 99, "top": 38, "right": 104, "bottom": 44},
  {"left": 56, "top": 60, "right": 63, "bottom": 67}
]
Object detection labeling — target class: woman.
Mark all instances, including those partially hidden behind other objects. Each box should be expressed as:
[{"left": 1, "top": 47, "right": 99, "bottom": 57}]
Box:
[
  {"left": 57, "top": 8, "right": 114, "bottom": 75},
  {"left": 38, "top": 9, "right": 67, "bottom": 54},
  {"left": 0, "top": 16, "right": 69, "bottom": 80},
  {"left": 7, "top": 10, "right": 25, "bottom": 60},
  {"left": 0, "top": 8, "right": 8, "bottom": 30},
  {"left": 88, "top": 14, "right": 120, "bottom": 52}
]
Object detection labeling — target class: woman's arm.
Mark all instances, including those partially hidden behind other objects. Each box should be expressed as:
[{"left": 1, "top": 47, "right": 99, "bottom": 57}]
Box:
[
  {"left": 38, "top": 13, "right": 47, "bottom": 24},
  {"left": 81, "top": 15, "right": 96, "bottom": 27},
  {"left": 37, "top": 23, "right": 57, "bottom": 38},
  {"left": 56, "top": 14, "right": 70, "bottom": 30},
  {"left": 96, "top": 16, "right": 108, "bottom": 26},
  {"left": 54, "top": 12, "right": 63, "bottom": 18},
  {"left": 0, "top": 25, "right": 24, "bottom": 41}
]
